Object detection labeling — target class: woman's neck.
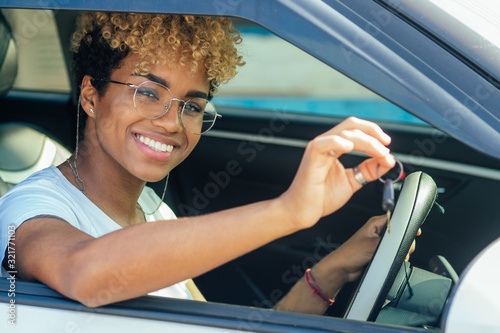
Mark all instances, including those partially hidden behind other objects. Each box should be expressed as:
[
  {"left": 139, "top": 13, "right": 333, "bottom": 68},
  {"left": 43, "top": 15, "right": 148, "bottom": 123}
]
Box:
[{"left": 60, "top": 151, "right": 147, "bottom": 227}]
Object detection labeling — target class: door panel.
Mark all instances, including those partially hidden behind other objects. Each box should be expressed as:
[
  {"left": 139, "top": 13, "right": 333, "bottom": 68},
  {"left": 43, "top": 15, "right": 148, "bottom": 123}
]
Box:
[
  {"left": 1, "top": 91, "right": 74, "bottom": 149},
  {"left": 2, "top": 5, "right": 499, "bottom": 324},
  {"left": 164, "top": 108, "right": 500, "bottom": 311}
]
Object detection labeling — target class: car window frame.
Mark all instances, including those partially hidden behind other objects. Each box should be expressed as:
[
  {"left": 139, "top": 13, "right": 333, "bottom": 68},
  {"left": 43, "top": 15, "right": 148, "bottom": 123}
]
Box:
[
  {"left": 1, "top": 1, "right": 499, "bottom": 332},
  {"left": 0, "top": 278, "right": 428, "bottom": 333},
  {"left": 3, "top": 0, "right": 500, "bottom": 159}
]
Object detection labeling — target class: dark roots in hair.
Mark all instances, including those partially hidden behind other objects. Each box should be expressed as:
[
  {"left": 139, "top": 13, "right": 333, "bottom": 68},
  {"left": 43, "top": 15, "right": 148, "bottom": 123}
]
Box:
[{"left": 71, "top": 12, "right": 244, "bottom": 139}]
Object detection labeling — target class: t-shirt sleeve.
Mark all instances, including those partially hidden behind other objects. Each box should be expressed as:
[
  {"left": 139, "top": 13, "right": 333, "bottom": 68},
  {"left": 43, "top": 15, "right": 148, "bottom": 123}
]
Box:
[{"left": 0, "top": 185, "right": 77, "bottom": 275}]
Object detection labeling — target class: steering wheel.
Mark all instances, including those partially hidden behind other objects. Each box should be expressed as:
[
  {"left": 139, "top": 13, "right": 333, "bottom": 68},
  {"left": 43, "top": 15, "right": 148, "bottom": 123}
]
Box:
[{"left": 343, "top": 171, "right": 438, "bottom": 322}]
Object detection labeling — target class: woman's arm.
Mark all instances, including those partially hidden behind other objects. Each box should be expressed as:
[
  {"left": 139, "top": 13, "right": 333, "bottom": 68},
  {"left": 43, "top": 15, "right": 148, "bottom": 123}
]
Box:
[
  {"left": 274, "top": 215, "right": 387, "bottom": 314},
  {"left": 14, "top": 117, "right": 395, "bottom": 308},
  {"left": 15, "top": 198, "right": 296, "bottom": 307}
]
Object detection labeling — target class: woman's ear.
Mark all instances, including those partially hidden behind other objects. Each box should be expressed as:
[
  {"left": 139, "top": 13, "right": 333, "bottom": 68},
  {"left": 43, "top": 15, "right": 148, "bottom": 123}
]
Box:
[{"left": 80, "top": 75, "right": 98, "bottom": 118}]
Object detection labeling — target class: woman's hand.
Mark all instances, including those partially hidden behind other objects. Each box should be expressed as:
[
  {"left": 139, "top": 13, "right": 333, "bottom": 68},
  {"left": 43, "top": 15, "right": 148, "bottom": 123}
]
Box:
[
  {"left": 279, "top": 117, "right": 396, "bottom": 230},
  {"left": 275, "top": 215, "right": 387, "bottom": 314},
  {"left": 313, "top": 218, "right": 420, "bottom": 286},
  {"left": 311, "top": 215, "right": 387, "bottom": 286}
]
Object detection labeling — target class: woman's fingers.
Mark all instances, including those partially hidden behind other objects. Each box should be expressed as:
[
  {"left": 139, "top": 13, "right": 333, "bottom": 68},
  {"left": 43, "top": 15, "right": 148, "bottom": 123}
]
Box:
[
  {"left": 353, "top": 156, "right": 396, "bottom": 180},
  {"left": 314, "top": 118, "right": 393, "bottom": 165},
  {"left": 367, "top": 214, "right": 389, "bottom": 237},
  {"left": 284, "top": 117, "right": 396, "bottom": 225},
  {"left": 340, "top": 129, "right": 390, "bottom": 157},
  {"left": 310, "top": 131, "right": 392, "bottom": 162},
  {"left": 346, "top": 155, "right": 396, "bottom": 191},
  {"left": 306, "top": 117, "right": 396, "bottom": 191},
  {"left": 405, "top": 240, "right": 416, "bottom": 261},
  {"left": 308, "top": 135, "right": 355, "bottom": 159},
  {"left": 320, "top": 117, "right": 391, "bottom": 146},
  {"left": 406, "top": 229, "right": 422, "bottom": 261}
]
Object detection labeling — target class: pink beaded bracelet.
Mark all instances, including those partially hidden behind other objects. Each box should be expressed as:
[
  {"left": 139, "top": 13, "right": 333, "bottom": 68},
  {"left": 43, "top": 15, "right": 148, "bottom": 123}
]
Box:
[{"left": 304, "top": 268, "right": 335, "bottom": 306}]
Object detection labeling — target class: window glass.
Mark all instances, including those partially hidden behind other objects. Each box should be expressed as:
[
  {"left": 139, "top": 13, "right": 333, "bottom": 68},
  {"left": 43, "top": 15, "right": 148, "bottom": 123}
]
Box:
[
  {"left": 428, "top": 0, "right": 500, "bottom": 48},
  {"left": 4, "top": 9, "right": 70, "bottom": 92},
  {"left": 216, "top": 22, "right": 425, "bottom": 125}
]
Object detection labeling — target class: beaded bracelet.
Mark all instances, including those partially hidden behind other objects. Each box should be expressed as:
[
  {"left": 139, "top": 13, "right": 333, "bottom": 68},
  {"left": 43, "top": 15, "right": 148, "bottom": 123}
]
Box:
[{"left": 304, "top": 268, "right": 335, "bottom": 306}]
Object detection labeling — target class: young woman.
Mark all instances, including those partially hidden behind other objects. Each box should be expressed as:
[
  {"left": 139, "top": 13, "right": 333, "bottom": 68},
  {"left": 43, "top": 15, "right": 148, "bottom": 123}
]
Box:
[{"left": 0, "top": 12, "right": 396, "bottom": 314}]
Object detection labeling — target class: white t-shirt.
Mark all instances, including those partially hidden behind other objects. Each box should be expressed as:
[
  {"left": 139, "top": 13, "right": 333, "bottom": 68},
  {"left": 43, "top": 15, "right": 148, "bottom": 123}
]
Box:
[{"left": 0, "top": 165, "right": 193, "bottom": 300}]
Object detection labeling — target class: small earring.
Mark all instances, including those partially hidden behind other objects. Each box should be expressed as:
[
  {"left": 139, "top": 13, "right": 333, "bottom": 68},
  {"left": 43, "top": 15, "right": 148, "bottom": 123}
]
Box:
[{"left": 89, "top": 108, "right": 94, "bottom": 114}]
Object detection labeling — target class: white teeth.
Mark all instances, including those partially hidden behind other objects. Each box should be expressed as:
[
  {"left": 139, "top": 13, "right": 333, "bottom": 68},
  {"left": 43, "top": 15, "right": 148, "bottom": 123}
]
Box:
[{"left": 138, "top": 135, "right": 173, "bottom": 153}]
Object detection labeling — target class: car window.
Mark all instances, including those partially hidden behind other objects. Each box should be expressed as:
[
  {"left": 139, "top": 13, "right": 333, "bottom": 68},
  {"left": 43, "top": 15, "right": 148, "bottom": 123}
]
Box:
[
  {"left": 216, "top": 21, "right": 427, "bottom": 126},
  {"left": 1, "top": 4, "right": 498, "bottom": 332},
  {"left": 3, "top": 9, "right": 70, "bottom": 93}
]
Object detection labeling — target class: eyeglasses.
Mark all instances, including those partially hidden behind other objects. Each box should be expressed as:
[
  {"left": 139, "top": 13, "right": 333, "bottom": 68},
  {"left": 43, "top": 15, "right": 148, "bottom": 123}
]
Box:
[{"left": 107, "top": 79, "right": 220, "bottom": 135}]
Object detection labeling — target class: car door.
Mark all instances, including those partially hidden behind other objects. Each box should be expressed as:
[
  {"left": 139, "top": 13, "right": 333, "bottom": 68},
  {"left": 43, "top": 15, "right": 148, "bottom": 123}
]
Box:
[
  {"left": 1, "top": 1, "right": 500, "bottom": 332},
  {"left": 166, "top": 17, "right": 500, "bottom": 314}
]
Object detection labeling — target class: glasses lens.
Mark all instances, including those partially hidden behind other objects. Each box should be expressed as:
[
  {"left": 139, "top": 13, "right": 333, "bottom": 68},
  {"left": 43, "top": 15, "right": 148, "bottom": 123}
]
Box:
[
  {"left": 133, "top": 81, "right": 172, "bottom": 119},
  {"left": 181, "top": 98, "right": 217, "bottom": 135}
]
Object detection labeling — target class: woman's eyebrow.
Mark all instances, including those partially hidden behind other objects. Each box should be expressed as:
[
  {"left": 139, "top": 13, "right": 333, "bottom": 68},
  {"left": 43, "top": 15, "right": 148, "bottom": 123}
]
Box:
[
  {"left": 135, "top": 73, "right": 209, "bottom": 100},
  {"left": 140, "top": 73, "right": 169, "bottom": 87},
  {"left": 186, "top": 90, "right": 209, "bottom": 100}
]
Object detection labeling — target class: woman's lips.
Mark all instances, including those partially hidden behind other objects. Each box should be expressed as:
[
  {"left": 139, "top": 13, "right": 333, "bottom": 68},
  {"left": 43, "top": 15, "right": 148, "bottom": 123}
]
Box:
[
  {"left": 137, "top": 134, "right": 173, "bottom": 153},
  {"left": 133, "top": 133, "right": 176, "bottom": 162}
]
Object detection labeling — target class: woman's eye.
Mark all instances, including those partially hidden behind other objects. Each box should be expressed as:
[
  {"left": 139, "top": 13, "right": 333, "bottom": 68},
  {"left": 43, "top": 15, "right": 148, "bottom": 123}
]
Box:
[
  {"left": 137, "top": 88, "right": 159, "bottom": 100},
  {"left": 184, "top": 102, "right": 203, "bottom": 114}
]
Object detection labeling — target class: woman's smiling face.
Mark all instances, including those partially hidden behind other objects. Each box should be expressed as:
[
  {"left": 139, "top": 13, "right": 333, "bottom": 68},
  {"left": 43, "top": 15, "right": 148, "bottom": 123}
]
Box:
[{"left": 83, "top": 54, "right": 210, "bottom": 182}]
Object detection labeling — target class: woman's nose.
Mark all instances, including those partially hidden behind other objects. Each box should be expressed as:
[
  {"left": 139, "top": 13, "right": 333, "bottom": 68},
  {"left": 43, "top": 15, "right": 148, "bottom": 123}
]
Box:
[{"left": 152, "top": 100, "right": 183, "bottom": 132}]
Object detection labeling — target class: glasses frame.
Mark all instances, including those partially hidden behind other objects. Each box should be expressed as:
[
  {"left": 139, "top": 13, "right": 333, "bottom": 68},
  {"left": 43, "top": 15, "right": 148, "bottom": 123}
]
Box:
[{"left": 106, "top": 79, "right": 221, "bottom": 135}]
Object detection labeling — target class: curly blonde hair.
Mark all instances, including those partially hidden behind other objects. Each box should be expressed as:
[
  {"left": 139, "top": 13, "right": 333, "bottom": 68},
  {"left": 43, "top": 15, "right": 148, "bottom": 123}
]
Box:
[{"left": 72, "top": 12, "right": 244, "bottom": 96}]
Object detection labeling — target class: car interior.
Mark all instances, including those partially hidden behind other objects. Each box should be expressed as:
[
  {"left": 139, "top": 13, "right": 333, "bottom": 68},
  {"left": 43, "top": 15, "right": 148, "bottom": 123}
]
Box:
[
  {"left": 0, "top": 11, "right": 70, "bottom": 197},
  {"left": 1, "top": 7, "right": 500, "bottom": 331}
]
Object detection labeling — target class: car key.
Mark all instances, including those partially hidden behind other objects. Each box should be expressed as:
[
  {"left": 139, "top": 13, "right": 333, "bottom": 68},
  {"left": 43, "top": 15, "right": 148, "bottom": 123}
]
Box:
[
  {"left": 382, "top": 179, "right": 395, "bottom": 232},
  {"left": 378, "top": 159, "right": 403, "bottom": 233}
]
